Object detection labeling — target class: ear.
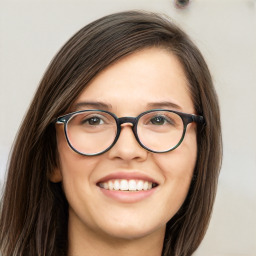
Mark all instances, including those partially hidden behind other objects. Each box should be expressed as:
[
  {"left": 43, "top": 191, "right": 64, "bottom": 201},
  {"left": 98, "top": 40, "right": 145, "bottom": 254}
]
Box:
[{"left": 49, "top": 167, "right": 63, "bottom": 183}]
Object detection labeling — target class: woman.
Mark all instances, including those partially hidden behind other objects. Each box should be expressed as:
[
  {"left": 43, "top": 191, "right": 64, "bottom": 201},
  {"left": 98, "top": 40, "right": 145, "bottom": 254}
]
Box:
[{"left": 0, "top": 11, "right": 222, "bottom": 256}]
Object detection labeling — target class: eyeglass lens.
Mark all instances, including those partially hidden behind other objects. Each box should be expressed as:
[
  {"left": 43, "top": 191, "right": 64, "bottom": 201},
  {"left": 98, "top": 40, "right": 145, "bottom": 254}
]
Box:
[{"left": 65, "top": 110, "right": 184, "bottom": 155}]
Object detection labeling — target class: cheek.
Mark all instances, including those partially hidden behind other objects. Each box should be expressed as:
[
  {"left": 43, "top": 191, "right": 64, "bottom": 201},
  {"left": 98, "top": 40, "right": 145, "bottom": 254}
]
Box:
[
  {"left": 152, "top": 130, "right": 197, "bottom": 214},
  {"left": 154, "top": 148, "right": 196, "bottom": 194},
  {"left": 154, "top": 128, "right": 197, "bottom": 177},
  {"left": 56, "top": 126, "right": 98, "bottom": 175},
  {"left": 56, "top": 128, "right": 97, "bottom": 201}
]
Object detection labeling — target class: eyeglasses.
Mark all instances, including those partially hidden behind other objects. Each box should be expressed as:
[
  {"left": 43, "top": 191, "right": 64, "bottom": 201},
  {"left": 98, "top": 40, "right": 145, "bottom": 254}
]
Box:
[{"left": 56, "top": 109, "right": 204, "bottom": 156}]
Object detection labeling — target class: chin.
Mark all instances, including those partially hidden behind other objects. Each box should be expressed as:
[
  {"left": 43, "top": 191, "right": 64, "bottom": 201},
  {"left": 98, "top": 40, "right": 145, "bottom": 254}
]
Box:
[{"left": 99, "top": 219, "right": 165, "bottom": 240}]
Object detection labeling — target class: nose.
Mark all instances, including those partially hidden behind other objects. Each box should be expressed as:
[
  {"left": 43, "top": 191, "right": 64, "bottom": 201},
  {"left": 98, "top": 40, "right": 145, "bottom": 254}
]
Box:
[{"left": 108, "top": 124, "right": 148, "bottom": 162}]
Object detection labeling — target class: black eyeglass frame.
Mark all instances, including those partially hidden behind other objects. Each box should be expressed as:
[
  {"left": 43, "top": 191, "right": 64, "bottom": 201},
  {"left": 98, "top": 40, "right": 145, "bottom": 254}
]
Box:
[{"left": 56, "top": 109, "right": 204, "bottom": 156}]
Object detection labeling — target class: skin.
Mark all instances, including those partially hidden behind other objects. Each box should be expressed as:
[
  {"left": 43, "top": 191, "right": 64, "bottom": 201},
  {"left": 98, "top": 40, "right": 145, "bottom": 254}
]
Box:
[{"left": 52, "top": 47, "right": 197, "bottom": 256}]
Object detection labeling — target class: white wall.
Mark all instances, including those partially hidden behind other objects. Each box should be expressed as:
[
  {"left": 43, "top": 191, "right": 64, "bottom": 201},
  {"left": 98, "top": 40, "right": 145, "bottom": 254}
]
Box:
[{"left": 0, "top": 0, "right": 255, "bottom": 255}]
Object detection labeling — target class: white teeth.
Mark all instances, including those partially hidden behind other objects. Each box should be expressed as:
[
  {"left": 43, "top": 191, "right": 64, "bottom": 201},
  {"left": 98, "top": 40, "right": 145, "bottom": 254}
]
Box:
[
  {"left": 99, "top": 179, "right": 155, "bottom": 191},
  {"left": 114, "top": 180, "right": 120, "bottom": 190},
  {"left": 143, "top": 181, "right": 148, "bottom": 190},
  {"left": 137, "top": 180, "right": 144, "bottom": 191},
  {"left": 103, "top": 182, "right": 109, "bottom": 190},
  {"left": 128, "top": 180, "right": 137, "bottom": 191},
  {"left": 108, "top": 180, "right": 114, "bottom": 190},
  {"left": 120, "top": 180, "right": 129, "bottom": 191}
]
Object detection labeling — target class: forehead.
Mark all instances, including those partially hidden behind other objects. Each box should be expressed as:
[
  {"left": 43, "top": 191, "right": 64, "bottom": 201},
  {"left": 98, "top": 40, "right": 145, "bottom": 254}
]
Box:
[{"left": 75, "top": 48, "right": 194, "bottom": 115}]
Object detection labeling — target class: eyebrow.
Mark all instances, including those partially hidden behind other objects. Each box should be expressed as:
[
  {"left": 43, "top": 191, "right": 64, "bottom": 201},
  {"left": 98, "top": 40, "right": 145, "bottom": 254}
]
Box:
[
  {"left": 72, "top": 101, "right": 182, "bottom": 112},
  {"left": 72, "top": 101, "right": 112, "bottom": 111},
  {"left": 147, "top": 101, "right": 182, "bottom": 111}
]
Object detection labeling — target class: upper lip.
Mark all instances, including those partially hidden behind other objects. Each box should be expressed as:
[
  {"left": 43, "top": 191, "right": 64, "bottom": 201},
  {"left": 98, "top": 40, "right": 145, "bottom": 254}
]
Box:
[{"left": 97, "top": 171, "right": 159, "bottom": 184}]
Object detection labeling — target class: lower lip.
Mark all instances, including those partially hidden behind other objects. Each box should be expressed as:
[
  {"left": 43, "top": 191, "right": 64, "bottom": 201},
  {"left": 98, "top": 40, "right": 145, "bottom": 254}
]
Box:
[{"left": 98, "top": 187, "right": 157, "bottom": 203}]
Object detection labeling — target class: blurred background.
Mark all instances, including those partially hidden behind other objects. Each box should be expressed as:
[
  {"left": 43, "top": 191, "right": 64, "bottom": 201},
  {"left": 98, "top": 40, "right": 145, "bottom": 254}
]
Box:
[{"left": 0, "top": 0, "right": 255, "bottom": 255}]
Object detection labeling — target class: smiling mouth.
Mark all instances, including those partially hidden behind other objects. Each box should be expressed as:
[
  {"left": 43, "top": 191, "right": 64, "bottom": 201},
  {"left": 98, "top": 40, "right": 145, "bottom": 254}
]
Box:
[{"left": 97, "top": 179, "right": 158, "bottom": 191}]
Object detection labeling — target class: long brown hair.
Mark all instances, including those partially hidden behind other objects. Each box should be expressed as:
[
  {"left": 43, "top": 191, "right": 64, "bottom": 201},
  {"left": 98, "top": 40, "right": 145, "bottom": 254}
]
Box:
[{"left": 0, "top": 11, "right": 222, "bottom": 256}]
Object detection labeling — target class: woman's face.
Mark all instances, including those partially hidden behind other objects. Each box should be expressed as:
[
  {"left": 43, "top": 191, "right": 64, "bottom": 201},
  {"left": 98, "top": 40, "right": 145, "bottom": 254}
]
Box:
[{"left": 54, "top": 48, "right": 197, "bottom": 241}]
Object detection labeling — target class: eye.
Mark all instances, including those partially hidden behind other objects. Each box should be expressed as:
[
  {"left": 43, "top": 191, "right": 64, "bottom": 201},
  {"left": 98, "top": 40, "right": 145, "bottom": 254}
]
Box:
[
  {"left": 150, "top": 115, "right": 169, "bottom": 125},
  {"left": 82, "top": 116, "right": 104, "bottom": 125}
]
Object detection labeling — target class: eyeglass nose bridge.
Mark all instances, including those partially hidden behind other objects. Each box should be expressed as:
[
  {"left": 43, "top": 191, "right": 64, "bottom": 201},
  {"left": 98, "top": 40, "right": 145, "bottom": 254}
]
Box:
[
  {"left": 117, "top": 116, "right": 137, "bottom": 126},
  {"left": 117, "top": 116, "right": 138, "bottom": 132},
  {"left": 116, "top": 116, "right": 139, "bottom": 142}
]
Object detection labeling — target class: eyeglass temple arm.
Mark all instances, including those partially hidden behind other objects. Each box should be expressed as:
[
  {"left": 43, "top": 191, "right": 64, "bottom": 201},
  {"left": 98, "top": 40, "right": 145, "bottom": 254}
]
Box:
[
  {"left": 191, "top": 115, "right": 204, "bottom": 124},
  {"left": 56, "top": 114, "right": 72, "bottom": 124}
]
